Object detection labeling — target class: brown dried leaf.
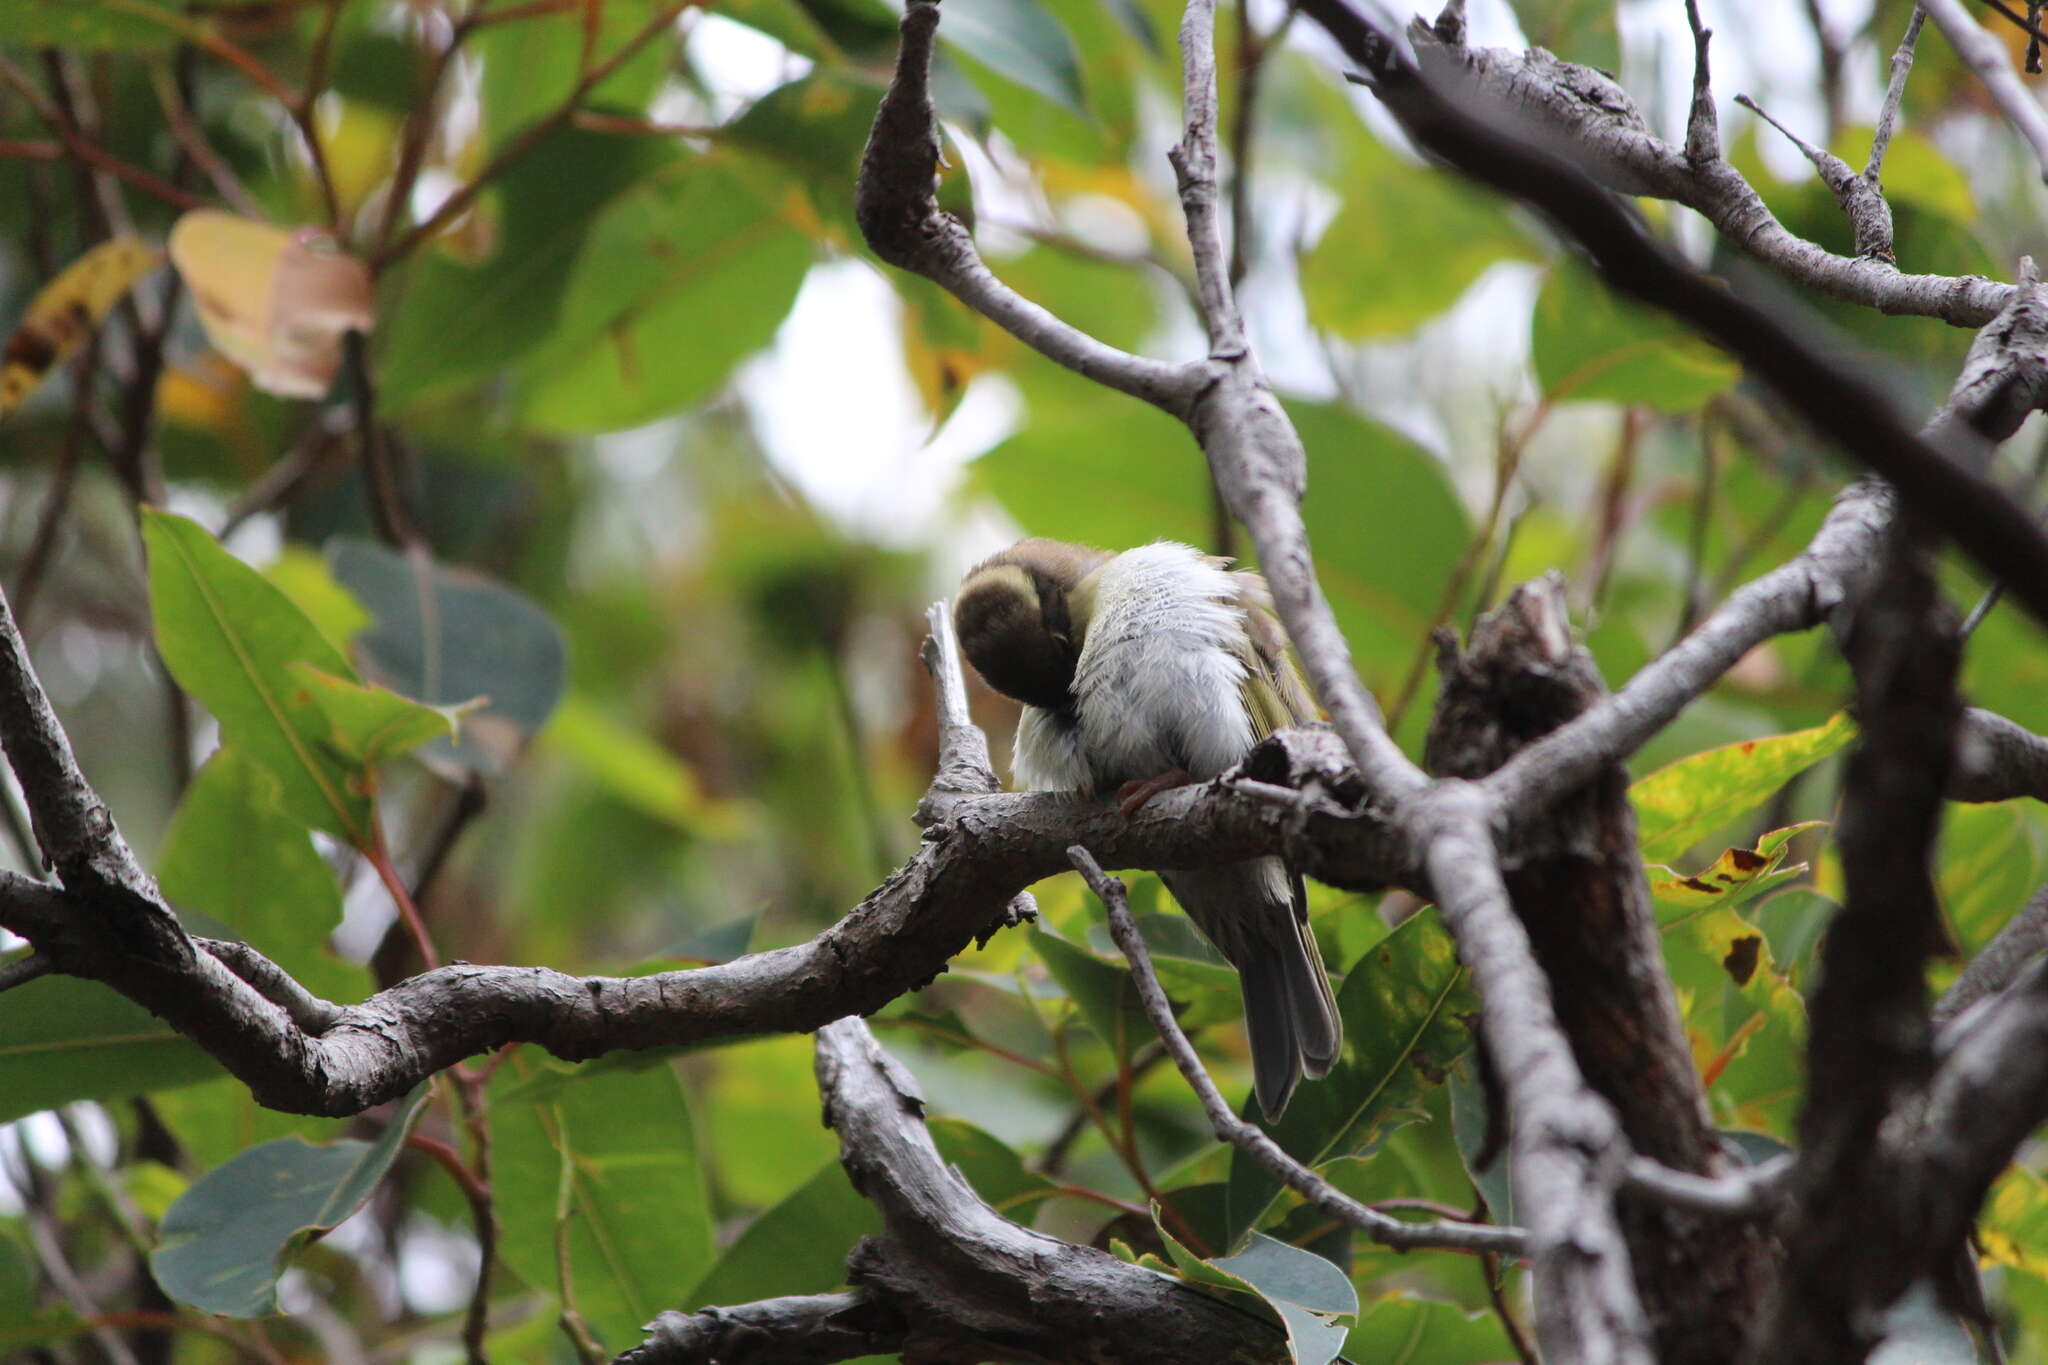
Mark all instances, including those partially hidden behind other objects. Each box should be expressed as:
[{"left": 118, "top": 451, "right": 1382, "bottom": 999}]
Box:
[{"left": 168, "top": 211, "right": 374, "bottom": 400}]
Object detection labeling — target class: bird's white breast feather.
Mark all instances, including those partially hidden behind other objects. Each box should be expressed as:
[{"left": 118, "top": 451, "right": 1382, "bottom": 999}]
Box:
[{"left": 1072, "top": 542, "right": 1254, "bottom": 785}]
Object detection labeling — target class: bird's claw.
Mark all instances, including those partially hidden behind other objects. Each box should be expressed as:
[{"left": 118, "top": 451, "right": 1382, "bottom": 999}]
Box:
[{"left": 1115, "top": 768, "right": 1194, "bottom": 820}]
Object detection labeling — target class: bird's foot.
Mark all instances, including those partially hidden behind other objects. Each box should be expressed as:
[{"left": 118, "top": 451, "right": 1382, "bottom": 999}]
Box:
[{"left": 1115, "top": 768, "right": 1194, "bottom": 820}]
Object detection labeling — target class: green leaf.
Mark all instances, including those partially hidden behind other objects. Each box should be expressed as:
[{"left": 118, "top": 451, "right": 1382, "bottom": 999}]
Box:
[
  {"left": 929, "top": 1117, "right": 1058, "bottom": 1217},
  {"left": 1648, "top": 822, "right": 1822, "bottom": 926},
  {"left": 929, "top": 0, "right": 1087, "bottom": 114},
  {"left": 328, "top": 538, "right": 568, "bottom": 775},
  {"left": 0, "top": 965, "right": 223, "bottom": 1124},
  {"left": 287, "top": 664, "right": 464, "bottom": 768},
  {"left": 150, "top": 1087, "right": 428, "bottom": 1316},
  {"left": 1941, "top": 802, "right": 2047, "bottom": 954},
  {"left": 0, "top": 0, "right": 174, "bottom": 49},
  {"left": 1225, "top": 910, "right": 1473, "bottom": 1245},
  {"left": 544, "top": 693, "right": 744, "bottom": 837},
  {"left": 683, "top": 1162, "right": 879, "bottom": 1309},
  {"left": 1344, "top": 1291, "right": 1515, "bottom": 1364},
  {"left": 1532, "top": 258, "right": 1741, "bottom": 413},
  {"left": 1448, "top": 1055, "right": 1511, "bottom": 1224},
  {"left": 725, "top": 71, "right": 894, "bottom": 237},
  {"left": 1508, "top": 0, "right": 1620, "bottom": 70},
  {"left": 1631, "top": 713, "right": 1858, "bottom": 862},
  {"left": 1302, "top": 126, "right": 1537, "bottom": 339},
  {"left": 519, "top": 159, "right": 815, "bottom": 435},
  {"left": 1153, "top": 1220, "right": 1353, "bottom": 1365},
  {"left": 493, "top": 1057, "right": 714, "bottom": 1352},
  {"left": 1290, "top": 400, "right": 1472, "bottom": 700},
  {"left": 143, "top": 509, "right": 371, "bottom": 846},
  {"left": 664, "top": 911, "right": 760, "bottom": 966},
  {"left": 156, "top": 749, "right": 366, "bottom": 1005},
  {"left": 1031, "top": 925, "right": 1147, "bottom": 1060},
  {"left": 378, "top": 128, "right": 676, "bottom": 405},
  {"left": 474, "top": 0, "right": 673, "bottom": 150},
  {"left": 1213, "top": 1232, "right": 1356, "bottom": 1315},
  {"left": 264, "top": 547, "right": 372, "bottom": 658}
]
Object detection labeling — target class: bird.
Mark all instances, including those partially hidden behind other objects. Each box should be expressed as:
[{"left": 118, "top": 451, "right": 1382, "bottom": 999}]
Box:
[{"left": 952, "top": 537, "right": 1342, "bottom": 1120}]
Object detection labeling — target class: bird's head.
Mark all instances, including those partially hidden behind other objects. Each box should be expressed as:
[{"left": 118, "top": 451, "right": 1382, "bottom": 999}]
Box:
[{"left": 953, "top": 538, "right": 1111, "bottom": 711}]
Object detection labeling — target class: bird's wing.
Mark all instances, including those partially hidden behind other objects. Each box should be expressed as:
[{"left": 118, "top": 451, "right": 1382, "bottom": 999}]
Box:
[{"left": 1231, "top": 572, "right": 1316, "bottom": 739}]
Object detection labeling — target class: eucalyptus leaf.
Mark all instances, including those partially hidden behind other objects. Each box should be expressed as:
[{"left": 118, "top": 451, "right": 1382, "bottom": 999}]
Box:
[
  {"left": 151, "top": 1088, "right": 429, "bottom": 1316},
  {"left": 0, "top": 968, "right": 222, "bottom": 1124},
  {"left": 144, "top": 509, "right": 372, "bottom": 845}
]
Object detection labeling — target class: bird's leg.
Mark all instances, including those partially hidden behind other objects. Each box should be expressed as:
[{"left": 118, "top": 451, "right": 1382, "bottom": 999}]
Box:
[{"left": 1115, "top": 768, "right": 1194, "bottom": 820}]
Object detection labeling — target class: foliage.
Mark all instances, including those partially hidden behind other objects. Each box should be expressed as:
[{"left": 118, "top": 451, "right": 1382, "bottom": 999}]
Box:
[{"left": 2, "top": 0, "right": 2047, "bottom": 1361}]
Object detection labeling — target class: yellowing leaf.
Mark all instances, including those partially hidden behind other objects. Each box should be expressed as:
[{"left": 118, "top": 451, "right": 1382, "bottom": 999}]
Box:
[
  {"left": 0, "top": 237, "right": 158, "bottom": 417},
  {"left": 1650, "top": 823, "right": 1823, "bottom": 926},
  {"left": 168, "top": 211, "right": 373, "bottom": 399},
  {"left": 1631, "top": 714, "right": 1857, "bottom": 862}
]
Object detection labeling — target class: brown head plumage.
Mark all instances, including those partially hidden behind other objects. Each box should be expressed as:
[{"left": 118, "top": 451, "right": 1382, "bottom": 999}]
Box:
[{"left": 953, "top": 539, "right": 1112, "bottom": 711}]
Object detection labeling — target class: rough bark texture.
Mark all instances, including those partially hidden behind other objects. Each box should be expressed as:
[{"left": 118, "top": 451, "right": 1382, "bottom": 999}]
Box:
[
  {"left": 1760, "top": 531, "right": 1961, "bottom": 1364},
  {"left": 1425, "top": 577, "right": 1773, "bottom": 1365}
]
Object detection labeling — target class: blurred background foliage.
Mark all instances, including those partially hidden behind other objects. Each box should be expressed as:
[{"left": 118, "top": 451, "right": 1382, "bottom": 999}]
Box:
[{"left": 3, "top": 0, "right": 2048, "bottom": 1359}]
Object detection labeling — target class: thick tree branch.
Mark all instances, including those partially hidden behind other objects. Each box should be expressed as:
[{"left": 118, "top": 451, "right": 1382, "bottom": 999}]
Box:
[
  {"left": 1427, "top": 579, "right": 1770, "bottom": 1365},
  {"left": 818, "top": 1016, "right": 1291, "bottom": 1362},
  {"left": 1412, "top": 784, "right": 1654, "bottom": 1365},
  {"left": 0, "top": 582, "right": 185, "bottom": 955},
  {"left": 1936, "top": 881, "right": 2048, "bottom": 1027},
  {"left": 1623, "top": 1154, "right": 1794, "bottom": 1219},
  {"left": 1762, "top": 526, "right": 1960, "bottom": 1362},
  {"left": 620, "top": 1291, "right": 905, "bottom": 1365},
  {"left": 1950, "top": 708, "right": 2048, "bottom": 803},
  {"left": 1, "top": 592, "right": 1408, "bottom": 1121}
]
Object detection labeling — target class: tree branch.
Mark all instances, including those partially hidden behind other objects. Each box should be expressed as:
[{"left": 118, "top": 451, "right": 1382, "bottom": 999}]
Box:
[
  {"left": 1070, "top": 845, "right": 1527, "bottom": 1257},
  {"left": 634, "top": 1016, "right": 1301, "bottom": 1363},
  {"left": 853, "top": 0, "right": 1197, "bottom": 414},
  {"left": 1920, "top": 0, "right": 2048, "bottom": 183},
  {"left": 1395, "top": 22, "right": 2013, "bottom": 326},
  {"left": 1761, "top": 522, "right": 1960, "bottom": 1362},
  {"left": 1412, "top": 784, "right": 1655, "bottom": 1365},
  {"left": 619, "top": 1290, "right": 905, "bottom": 1365}
]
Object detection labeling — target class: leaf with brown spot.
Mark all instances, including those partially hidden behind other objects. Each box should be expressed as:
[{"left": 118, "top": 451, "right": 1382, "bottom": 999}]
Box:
[
  {"left": 1632, "top": 714, "right": 1855, "bottom": 861},
  {"left": 1722, "top": 935, "right": 1763, "bottom": 987},
  {"left": 1650, "top": 823, "right": 1826, "bottom": 926},
  {"left": 0, "top": 237, "right": 158, "bottom": 418}
]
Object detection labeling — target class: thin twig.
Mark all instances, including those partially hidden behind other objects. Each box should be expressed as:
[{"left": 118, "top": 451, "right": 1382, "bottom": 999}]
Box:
[
  {"left": 1867, "top": 7, "right": 1927, "bottom": 182},
  {"left": 147, "top": 57, "right": 264, "bottom": 217},
  {"left": 1624, "top": 1153, "right": 1794, "bottom": 1217},
  {"left": 0, "top": 56, "right": 204, "bottom": 212},
  {"left": 372, "top": 1, "right": 690, "bottom": 269},
  {"left": 1070, "top": 845, "right": 1527, "bottom": 1257}
]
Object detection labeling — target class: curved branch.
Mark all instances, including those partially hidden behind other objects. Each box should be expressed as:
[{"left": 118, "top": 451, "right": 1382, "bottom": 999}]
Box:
[{"left": 854, "top": 0, "right": 1196, "bottom": 414}]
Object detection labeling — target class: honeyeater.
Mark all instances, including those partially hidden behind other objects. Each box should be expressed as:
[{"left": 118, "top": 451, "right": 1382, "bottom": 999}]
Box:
[{"left": 953, "top": 538, "right": 1341, "bottom": 1120}]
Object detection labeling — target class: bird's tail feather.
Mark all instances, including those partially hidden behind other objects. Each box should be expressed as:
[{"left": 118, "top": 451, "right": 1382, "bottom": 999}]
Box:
[{"left": 1160, "top": 860, "right": 1344, "bottom": 1122}]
